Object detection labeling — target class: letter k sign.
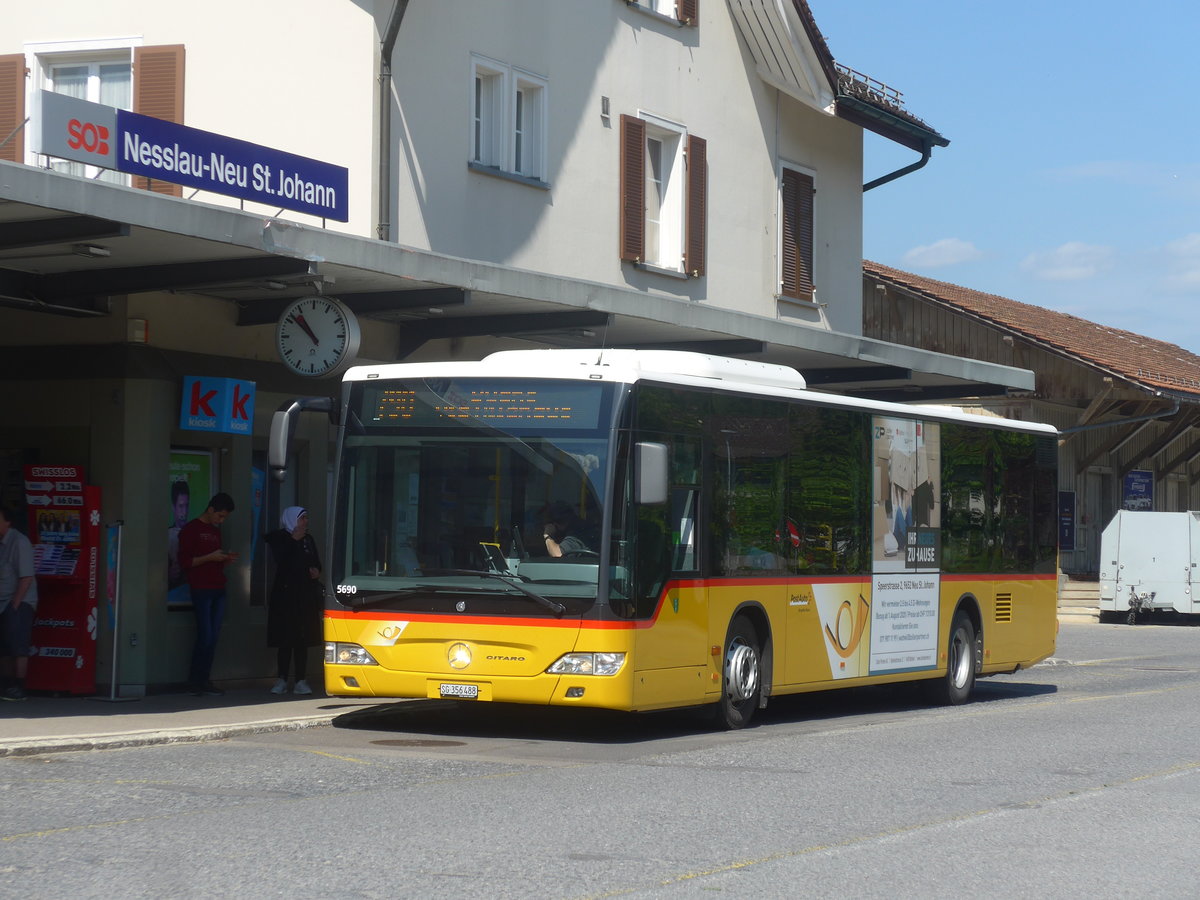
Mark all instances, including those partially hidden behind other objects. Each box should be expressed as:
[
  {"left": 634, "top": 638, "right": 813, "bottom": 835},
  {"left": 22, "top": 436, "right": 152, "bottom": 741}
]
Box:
[
  {"left": 231, "top": 384, "right": 251, "bottom": 421},
  {"left": 190, "top": 381, "right": 218, "bottom": 417},
  {"left": 180, "top": 376, "right": 256, "bottom": 435}
]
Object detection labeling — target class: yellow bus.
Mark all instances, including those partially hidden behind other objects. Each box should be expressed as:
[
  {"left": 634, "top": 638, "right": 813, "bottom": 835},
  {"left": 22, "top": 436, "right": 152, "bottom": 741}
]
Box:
[{"left": 274, "top": 349, "right": 1058, "bottom": 728}]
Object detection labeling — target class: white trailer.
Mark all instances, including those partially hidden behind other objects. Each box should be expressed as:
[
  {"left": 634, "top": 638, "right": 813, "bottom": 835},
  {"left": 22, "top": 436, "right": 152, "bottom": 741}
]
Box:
[{"left": 1098, "top": 510, "right": 1200, "bottom": 623}]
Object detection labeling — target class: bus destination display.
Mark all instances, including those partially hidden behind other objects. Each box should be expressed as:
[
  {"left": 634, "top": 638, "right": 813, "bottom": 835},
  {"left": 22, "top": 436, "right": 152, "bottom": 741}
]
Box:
[{"left": 366, "top": 379, "right": 604, "bottom": 429}]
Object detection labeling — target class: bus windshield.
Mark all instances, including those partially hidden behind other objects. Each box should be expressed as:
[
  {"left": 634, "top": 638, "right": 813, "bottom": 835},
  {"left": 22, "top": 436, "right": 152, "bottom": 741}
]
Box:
[{"left": 332, "top": 377, "right": 616, "bottom": 610}]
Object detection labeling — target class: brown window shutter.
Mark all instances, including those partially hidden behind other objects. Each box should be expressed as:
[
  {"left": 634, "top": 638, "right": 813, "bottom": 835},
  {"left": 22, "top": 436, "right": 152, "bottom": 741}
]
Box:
[
  {"left": 678, "top": 0, "right": 698, "bottom": 26},
  {"left": 133, "top": 44, "right": 185, "bottom": 196},
  {"left": 620, "top": 114, "right": 645, "bottom": 263},
  {"left": 0, "top": 54, "right": 27, "bottom": 164},
  {"left": 684, "top": 134, "right": 706, "bottom": 277},
  {"left": 780, "top": 168, "right": 814, "bottom": 299}
]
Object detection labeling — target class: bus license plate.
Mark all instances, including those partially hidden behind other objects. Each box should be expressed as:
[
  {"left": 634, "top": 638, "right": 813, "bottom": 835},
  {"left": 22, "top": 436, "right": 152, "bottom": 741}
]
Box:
[{"left": 440, "top": 683, "right": 479, "bottom": 699}]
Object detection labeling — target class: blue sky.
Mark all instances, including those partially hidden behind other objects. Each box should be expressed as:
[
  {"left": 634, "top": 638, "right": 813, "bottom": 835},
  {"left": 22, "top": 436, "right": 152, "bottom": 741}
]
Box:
[{"left": 809, "top": 0, "right": 1200, "bottom": 354}]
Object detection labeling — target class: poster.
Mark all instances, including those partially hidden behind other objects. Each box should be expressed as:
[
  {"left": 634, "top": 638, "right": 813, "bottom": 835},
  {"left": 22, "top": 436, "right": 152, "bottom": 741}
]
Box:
[
  {"left": 1058, "top": 491, "right": 1076, "bottom": 552},
  {"left": 869, "top": 573, "right": 940, "bottom": 674},
  {"left": 250, "top": 466, "right": 265, "bottom": 564},
  {"left": 1123, "top": 470, "right": 1153, "bottom": 511},
  {"left": 872, "top": 418, "right": 941, "bottom": 573},
  {"left": 168, "top": 449, "right": 214, "bottom": 610},
  {"left": 870, "top": 417, "right": 941, "bottom": 675},
  {"left": 105, "top": 522, "right": 121, "bottom": 628}
]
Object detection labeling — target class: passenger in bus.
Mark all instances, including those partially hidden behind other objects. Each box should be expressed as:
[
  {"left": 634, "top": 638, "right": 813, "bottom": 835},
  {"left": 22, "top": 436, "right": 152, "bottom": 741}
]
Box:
[{"left": 264, "top": 506, "right": 323, "bottom": 696}]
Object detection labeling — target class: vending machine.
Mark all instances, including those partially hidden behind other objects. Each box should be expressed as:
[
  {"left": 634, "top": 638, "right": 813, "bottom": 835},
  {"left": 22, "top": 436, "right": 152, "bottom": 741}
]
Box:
[{"left": 23, "top": 464, "right": 100, "bottom": 695}]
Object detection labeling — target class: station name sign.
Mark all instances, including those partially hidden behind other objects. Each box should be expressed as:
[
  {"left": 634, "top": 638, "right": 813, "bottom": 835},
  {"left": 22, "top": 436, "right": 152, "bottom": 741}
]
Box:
[{"left": 37, "top": 91, "right": 348, "bottom": 222}]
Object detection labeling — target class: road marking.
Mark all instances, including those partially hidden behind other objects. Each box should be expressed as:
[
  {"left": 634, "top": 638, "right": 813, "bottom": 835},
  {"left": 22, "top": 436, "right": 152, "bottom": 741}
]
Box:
[
  {"left": 1073, "top": 655, "right": 1160, "bottom": 666},
  {"left": 301, "top": 749, "right": 376, "bottom": 766}
]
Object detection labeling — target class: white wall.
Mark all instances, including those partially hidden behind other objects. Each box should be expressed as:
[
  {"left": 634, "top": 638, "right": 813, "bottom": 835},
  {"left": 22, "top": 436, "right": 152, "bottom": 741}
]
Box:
[{"left": 388, "top": 0, "right": 864, "bottom": 326}]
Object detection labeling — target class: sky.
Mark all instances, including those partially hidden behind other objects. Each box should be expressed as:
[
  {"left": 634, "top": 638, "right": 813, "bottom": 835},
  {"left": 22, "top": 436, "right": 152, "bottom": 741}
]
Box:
[{"left": 808, "top": 0, "right": 1200, "bottom": 354}]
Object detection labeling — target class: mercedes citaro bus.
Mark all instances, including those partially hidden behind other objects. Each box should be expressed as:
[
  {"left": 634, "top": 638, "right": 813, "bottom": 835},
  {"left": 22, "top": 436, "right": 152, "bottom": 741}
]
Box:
[{"left": 270, "top": 349, "right": 1058, "bottom": 728}]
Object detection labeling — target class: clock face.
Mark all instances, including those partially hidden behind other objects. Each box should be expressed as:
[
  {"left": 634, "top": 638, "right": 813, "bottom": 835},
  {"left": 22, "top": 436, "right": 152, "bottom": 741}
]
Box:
[{"left": 275, "top": 296, "right": 362, "bottom": 377}]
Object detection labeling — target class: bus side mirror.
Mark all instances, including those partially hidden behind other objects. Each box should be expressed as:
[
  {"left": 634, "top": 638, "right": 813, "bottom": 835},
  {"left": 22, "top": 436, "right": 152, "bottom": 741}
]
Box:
[
  {"left": 268, "top": 408, "right": 295, "bottom": 482},
  {"left": 635, "top": 441, "right": 669, "bottom": 505},
  {"left": 269, "top": 397, "right": 338, "bottom": 482}
]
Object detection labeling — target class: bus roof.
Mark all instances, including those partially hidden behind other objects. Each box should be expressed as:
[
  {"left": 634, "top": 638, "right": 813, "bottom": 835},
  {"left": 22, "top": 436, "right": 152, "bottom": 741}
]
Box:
[{"left": 344, "top": 348, "right": 1057, "bottom": 435}]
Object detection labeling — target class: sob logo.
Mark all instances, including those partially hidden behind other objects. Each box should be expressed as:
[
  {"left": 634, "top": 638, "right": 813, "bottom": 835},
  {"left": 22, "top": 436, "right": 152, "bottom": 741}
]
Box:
[{"left": 67, "top": 118, "right": 110, "bottom": 156}]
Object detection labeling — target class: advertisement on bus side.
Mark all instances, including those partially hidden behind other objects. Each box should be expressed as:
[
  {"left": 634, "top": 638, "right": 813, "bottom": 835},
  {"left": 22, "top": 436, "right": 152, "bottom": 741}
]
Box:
[{"left": 869, "top": 417, "right": 941, "bottom": 675}]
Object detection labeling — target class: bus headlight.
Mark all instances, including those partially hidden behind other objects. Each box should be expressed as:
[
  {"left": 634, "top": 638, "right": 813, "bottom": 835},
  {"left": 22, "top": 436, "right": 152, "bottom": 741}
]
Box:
[
  {"left": 325, "top": 642, "right": 379, "bottom": 666},
  {"left": 547, "top": 652, "right": 626, "bottom": 676}
]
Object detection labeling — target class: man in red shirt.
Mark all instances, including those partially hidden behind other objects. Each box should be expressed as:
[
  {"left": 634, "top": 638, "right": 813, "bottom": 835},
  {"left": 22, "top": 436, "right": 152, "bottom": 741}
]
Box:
[{"left": 178, "top": 492, "right": 237, "bottom": 696}]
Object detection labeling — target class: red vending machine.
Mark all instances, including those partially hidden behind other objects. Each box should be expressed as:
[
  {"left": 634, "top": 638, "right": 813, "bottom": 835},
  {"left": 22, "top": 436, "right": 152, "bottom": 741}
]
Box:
[{"left": 23, "top": 464, "right": 100, "bottom": 695}]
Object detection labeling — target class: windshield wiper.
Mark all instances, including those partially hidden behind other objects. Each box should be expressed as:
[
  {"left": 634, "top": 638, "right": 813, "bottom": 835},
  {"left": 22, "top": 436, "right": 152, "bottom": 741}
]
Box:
[
  {"left": 347, "top": 585, "right": 457, "bottom": 610},
  {"left": 423, "top": 568, "right": 567, "bottom": 616}
]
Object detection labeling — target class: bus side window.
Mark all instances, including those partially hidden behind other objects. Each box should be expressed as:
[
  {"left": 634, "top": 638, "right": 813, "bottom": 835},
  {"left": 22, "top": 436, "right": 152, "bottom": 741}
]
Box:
[
  {"left": 633, "top": 506, "right": 670, "bottom": 617},
  {"left": 671, "top": 487, "right": 698, "bottom": 572}
]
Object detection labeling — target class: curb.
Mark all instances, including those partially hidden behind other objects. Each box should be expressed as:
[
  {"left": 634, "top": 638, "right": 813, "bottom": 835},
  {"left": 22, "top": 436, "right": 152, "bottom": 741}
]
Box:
[{"left": 0, "top": 713, "right": 337, "bottom": 758}]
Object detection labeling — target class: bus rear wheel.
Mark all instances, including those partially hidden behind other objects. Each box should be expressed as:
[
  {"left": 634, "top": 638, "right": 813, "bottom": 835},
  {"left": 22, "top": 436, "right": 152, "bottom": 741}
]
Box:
[
  {"left": 930, "top": 610, "right": 976, "bottom": 706},
  {"left": 714, "top": 616, "right": 761, "bottom": 729}
]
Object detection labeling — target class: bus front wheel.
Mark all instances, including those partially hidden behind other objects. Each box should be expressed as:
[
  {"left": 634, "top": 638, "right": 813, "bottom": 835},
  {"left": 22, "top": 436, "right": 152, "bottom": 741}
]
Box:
[
  {"left": 714, "top": 616, "right": 761, "bottom": 729},
  {"left": 931, "top": 610, "right": 976, "bottom": 706}
]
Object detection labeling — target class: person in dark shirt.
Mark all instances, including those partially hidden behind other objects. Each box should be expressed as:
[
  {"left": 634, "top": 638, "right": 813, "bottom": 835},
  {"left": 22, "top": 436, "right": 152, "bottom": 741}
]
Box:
[
  {"left": 178, "top": 492, "right": 237, "bottom": 696},
  {"left": 543, "top": 521, "right": 588, "bottom": 557},
  {"left": 264, "top": 506, "right": 323, "bottom": 696}
]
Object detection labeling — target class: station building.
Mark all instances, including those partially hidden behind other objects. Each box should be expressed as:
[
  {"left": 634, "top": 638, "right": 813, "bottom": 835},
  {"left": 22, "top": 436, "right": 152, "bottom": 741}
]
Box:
[
  {"left": 0, "top": 1, "right": 1036, "bottom": 693},
  {"left": 864, "top": 261, "right": 1200, "bottom": 609}
]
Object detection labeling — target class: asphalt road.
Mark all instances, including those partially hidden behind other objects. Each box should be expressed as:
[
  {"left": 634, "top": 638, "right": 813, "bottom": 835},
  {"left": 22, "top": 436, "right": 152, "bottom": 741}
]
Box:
[{"left": 3, "top": 621, "right": 1200, "bottom": 898}]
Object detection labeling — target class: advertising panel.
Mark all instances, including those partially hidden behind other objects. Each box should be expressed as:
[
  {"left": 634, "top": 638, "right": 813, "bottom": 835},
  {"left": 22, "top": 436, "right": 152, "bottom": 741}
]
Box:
[
  {"left": 1123, "top": 470, "right": 1153, "bottom": 511},
  {"left": 870, "top": 418, "right": 941, "bottom": 675},
  {"left": 168, "top": 450, "right": 215, "bottom": 611},
  {"left": 1059, "top": 490, "right": 1077, "bottom": 552},
  {"left": 23, "top": 465, "right": 99, "bottom": 695}
]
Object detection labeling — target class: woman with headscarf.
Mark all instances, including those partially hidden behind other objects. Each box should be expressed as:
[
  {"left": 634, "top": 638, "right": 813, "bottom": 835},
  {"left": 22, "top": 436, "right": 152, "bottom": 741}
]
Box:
[{"left": 264, "top": 506, "right": 323, "bottom": 695}]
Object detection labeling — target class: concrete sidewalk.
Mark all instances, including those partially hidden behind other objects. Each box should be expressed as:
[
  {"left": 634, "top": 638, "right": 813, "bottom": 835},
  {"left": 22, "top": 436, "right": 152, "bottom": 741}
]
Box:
[{"left": 0, "top": 687, "right": 384, "bottom": 757}]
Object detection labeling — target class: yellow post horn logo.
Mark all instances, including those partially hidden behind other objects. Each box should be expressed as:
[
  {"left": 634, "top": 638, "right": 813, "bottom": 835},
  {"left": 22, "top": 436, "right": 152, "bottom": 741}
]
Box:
[{"left": 825, "top": 593, "right": 869, "bottom": 659}]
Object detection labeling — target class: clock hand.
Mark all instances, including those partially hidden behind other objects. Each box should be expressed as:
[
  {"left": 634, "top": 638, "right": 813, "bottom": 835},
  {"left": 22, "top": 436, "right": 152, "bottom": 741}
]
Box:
[{"left": 291, "top": 314, "right": 320, "bottom": 345}]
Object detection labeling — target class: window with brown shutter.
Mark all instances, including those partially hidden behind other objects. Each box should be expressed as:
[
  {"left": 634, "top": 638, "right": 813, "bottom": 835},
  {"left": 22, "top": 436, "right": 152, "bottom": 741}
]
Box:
[
  {"left": 684, "top": 134, "right": 706, "bottom": 276},
  {"left": 780, "top": 167, "right": 814, "bottom": 300},
  {"left": 620, "top": 114, "right": 645, "bottom": 263},
  {"left": 133, "top": 44, "right": 185, "bottom": 196},
  {"left": 0, "top": 54, "right": 26, "bottom": 165},
  {"left": 621, "top": 113, "right": 707, "bottom": 277},
  {"left": 678, "top": 0, "right": 698, "bottom": 25}
]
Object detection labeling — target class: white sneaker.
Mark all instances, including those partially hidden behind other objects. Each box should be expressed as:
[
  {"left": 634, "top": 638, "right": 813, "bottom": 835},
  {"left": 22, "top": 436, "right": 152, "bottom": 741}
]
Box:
[
  {"left": 293, "top": 679, "right": 313, "bottom": 695},
  {"left": 270, "top": 678, "right": 288, "bottom": 695}
]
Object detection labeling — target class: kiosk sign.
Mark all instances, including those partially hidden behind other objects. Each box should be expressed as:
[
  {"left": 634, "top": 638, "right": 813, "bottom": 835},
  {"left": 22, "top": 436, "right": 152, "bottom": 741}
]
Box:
[
  {"left": 180, "top": 376, "right": 256, "bottom": 435},
  {"left": 37, "top": 91, "right": 348, "bottom": 221}
]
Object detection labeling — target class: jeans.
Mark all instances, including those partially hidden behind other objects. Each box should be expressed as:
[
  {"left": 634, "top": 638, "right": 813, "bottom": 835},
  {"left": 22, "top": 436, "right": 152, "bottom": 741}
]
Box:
[{"left": 189, "top": 588, "right": 226, "bottom": 686}]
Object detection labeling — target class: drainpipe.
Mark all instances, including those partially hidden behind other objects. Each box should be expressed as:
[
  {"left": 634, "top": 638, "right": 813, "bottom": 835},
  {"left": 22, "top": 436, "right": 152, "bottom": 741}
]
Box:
[
  {"left": 377, "top": 0, "right": 409, "bottom": 241},
  {"left": 863, "top": 143, "right": 932, "bottom": 192},
  {"left": 1058, "top": 398, "right": 1180, "bottom": 435}
]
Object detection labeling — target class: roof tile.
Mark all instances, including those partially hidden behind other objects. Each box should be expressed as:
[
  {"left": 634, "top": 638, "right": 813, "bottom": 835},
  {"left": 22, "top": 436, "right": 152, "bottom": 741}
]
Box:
[{"left": 864, "top": 261, "right": 1200, "bottom": 398}]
